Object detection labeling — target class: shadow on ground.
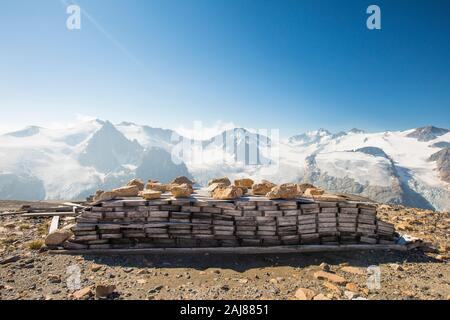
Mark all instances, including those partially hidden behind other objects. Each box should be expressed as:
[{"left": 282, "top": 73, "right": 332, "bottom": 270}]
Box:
[{"left": 81, "top": 249, "right": 438, "bottom": 272}]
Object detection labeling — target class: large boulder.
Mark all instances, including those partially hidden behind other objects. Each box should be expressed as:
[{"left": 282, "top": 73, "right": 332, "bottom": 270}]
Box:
[
  {"left": 171, "top": 176, "right": 195, "bottom": 186},
  {"left": 140, "top": 190, "right": 162, "bottom": 200},
  {"left": 112, "top": 185, "right": 139, "bottom": 197},
  {"left": 126, "top": 179, "right": 145, "bottom": 191},
  {"left": 170, "top": 183, "right": 193, "bottom": 198},
  {"left": 208, "top": 177, "right": 231, "bottom": 187},
  {"left": 234, "top": 178, "right": 254, "bottom": 189},
  {"left": 266, "top": 183, "right": 299, "bottom": 200},
  {"left": 212, "top": 185, "right": 243, "bottom": 200},
  {"left": 45, "top": 229, "right": 73, "bottom": 246},
  {"left": 252, "top": 180, "right": 276, "bottom": 195}
]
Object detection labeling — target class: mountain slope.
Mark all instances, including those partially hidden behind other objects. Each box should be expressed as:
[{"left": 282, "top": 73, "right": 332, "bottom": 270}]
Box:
[{"left": 0, "top": 121, "right": 448, "bottom": 211}]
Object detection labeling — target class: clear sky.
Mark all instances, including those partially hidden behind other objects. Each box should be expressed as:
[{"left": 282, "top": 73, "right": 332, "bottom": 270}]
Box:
[{"left": 1, "top": 0, "right": 449, "bottom": 137}]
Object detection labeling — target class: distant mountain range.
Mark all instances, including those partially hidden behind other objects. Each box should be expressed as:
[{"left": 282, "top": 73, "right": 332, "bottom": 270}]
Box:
[{"left": 0, "top": 120, "right": 448, "bottom": 211}]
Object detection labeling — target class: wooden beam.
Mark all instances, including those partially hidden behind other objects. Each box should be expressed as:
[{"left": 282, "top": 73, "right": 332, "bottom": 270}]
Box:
[
  {"left": 49, "top": 244, "right": 408, "bottom": 255},
  {"left": 48, "top": 216, "right": 60, "bottom": 234},
  {"left": 22, "top": 212, "right": 80, "bottom": 218},
  {"left": 62, "top": 202, "right": 86, "bottom": 208}
]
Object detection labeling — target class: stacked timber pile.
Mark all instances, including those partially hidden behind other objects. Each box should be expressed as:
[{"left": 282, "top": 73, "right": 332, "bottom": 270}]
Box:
[{"left": 64, "top": 178, "right": 396, "bottom": 250}]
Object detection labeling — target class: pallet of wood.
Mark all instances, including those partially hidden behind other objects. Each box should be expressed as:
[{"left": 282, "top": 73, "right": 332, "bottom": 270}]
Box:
[{"left": 66, "top": 195, "right": 396, "bottom": 250}]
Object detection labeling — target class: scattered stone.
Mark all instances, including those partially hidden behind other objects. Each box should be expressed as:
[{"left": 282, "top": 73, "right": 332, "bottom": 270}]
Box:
[
  {"left": 137, "top": 279, "right": 147, "bottom": 285},
  {"left": 313, "top": 293, "right": 331, "bottom": 300},
  {"left": 112, "top": 185, "right": 139, "bottom": 197},
  {"left": 344, "top": 290, "right": 359, "bottom": 300},
  {"left": 90, "top": 264, "right": 102, "bottom": 272},
  {"left": 266, "top": 183, "right": 299, "bottom": 200},
  {"left": 140, "top": 190, "right": 162, "bottom": 200},
  {"left": 73, "top": 286, "right": 92, "bottom": 299},
  {"left": 322, "top": 282, "right": 341, "bottom": 295},
  {"left": 148, "top": 285, "right": 163, "bottom": 294},
  {"left": 341, "top": 266, "right": 365, "bottom": 275},
  {"left": 389, "top": 264, "right": 404, "bottom": 271},
  {"left": 48, "top": 274, "right": 61, "bottom": 283},
  {"left": 252, "top": 180, "right": 276, "bottom": 195},
  {"left": 170, "top": 183, "right": 193, "bottom": 198},
  {"left": 295, "top": 288, "right": 316, "bottom": 300},
  {"left": 212, "top": 185, "right": 243, "bottom": 200},
  {"left": 0, "top": 255, "right": 21, "bottom": 265},
  {"left": 319, "top": 262, "right": 331, "bottom": 272},
  {"left": 137, "top": 269, "right": 148, "bottom": 275},
  {"left": 95, "top": 284, "right": 116, "bottom": 298},
  {"left": 313, "top": 271, "right": 347, "bottom": 285},
  {"left": 45, "top": 229, "right": 73, "bottom": 246},
  {"left": 345, "top": 282, "right": 359, "bottom": 292}
]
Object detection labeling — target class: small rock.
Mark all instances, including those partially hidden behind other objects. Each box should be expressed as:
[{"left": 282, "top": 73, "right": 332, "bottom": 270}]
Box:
[
  {"left": 234, "top": 178, "right": 254, "bottom": 188},
  {"left": 303, "top": 188, "right": 325, "bottom": 197},
  {"left": 389, "top": 264, "right": 404, "bottom": 271},
  {"left": 313, "top": 293, "right": 331, "bottom": 300},
  {"left": 322, "top": 282, "right": 341, "bottom": 295},
  {"left": 319, "top": 262, "right": 331, "bottom": 272},
  {"left": 208, "top": 177, "right": 231, "bottom": 187},
  {"left": 45, "top": 229, "right": 73, "bottom": 246},
  {"left": 212, "top": 185, "right": 243, "bottom": 200},
  {"left": 137, "top": 269, "right": 148, "bottom": 275},
  {"left": 344, "top": 290, "right": 359, "bottom": 300},
  {"left": 313, "top": 271, "right": 347, "bottom": 285},
  {"left": 171, "top": 176, "right": 195, "bottom": 186},
  {"left": 148, "top": 285, "right": 163, "bottom": 294},
  {"left": 140, "top": 190, "right": 162, "bottom": 200},
  {"left": 127, "top": 178, "right": 145, "bottom": 191},
  {"left": 90, "top": 264, "right": 102, "bottom": 272},
  {"left": 345, "top": 282, "right": 359, "bottom": 292},
  {"left": 112, "top": 185, "right": 140, "bottom": 197},
  {"left": 340, "top": 266, "right": 365, "bottom": 275},
  {"left": 95, "top": 284, "right": 116, "bottom": 298},
  {"left": 48, "top": 274, "right": 61, "bottom": 283},
  {"left": 266, "top": 183, "right": 299, "bottom": 200},
  {"left": 73, "top": 286, "right": 92, "bottom": 299},
  {"left": 169, "top": 183, "right": 193, "bottom": 198},
  {"left": 0, "top": 255, "right": 21, "bottom": 265},
  {"left": 295, "top": 288, "right": 316, "bottom": 300},
  {"left": 92, "top": 191, "right": 116, "bottom": 203}
]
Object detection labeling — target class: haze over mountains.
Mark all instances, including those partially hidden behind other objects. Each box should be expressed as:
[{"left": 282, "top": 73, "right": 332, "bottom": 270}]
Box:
[{"left": 0, "top": 119, "right": 448, "bottom": 211}]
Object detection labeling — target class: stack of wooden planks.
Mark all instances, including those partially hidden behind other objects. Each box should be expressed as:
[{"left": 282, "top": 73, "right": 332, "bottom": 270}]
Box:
[{"left": 66, "top": 194, "right": 396, "bottom": 250}]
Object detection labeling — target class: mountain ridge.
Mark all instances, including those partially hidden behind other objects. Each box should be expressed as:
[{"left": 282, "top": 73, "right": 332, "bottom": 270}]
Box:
[{"left": 0, "top": 121, "right": 448, "bottom": 211}]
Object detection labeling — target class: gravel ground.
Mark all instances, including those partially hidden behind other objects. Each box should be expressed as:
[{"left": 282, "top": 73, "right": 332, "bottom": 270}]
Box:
[{"left": 0, "top": 201, "right": 448, "bottom": 300}]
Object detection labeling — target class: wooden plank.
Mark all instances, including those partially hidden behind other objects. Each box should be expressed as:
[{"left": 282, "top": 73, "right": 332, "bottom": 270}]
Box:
[
  {"left": 49, "top": 244, "right": 408, "bottom": 255},
  {"left": 63, "top": 202, "right": 86, "bottom": 208},
  {"left": 22, "top": 212, "right": 80, "bottom": 217},
  {"left": 48, "top": 216, "right": 60, "bottom": 234}
]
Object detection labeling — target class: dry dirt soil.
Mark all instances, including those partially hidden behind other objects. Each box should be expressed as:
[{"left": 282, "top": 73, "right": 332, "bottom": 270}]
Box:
[{"left": 0, "top": 200, "right": 448, "bottom": 300}]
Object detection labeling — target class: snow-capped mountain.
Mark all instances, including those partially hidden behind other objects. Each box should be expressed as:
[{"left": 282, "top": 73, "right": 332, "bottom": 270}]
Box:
[{"left": 0, "top": 120, "right": 448, "bottom": 211}]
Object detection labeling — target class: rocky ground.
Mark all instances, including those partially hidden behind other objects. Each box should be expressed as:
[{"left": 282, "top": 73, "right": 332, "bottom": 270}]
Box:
[{"left": 0, "top": 200, "right": 448, "bottom": 300}]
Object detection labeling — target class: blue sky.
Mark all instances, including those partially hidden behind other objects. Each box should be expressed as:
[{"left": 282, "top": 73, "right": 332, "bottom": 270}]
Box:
[{"left": 0, "top": 0, "right": 449, "bottom": 137}]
